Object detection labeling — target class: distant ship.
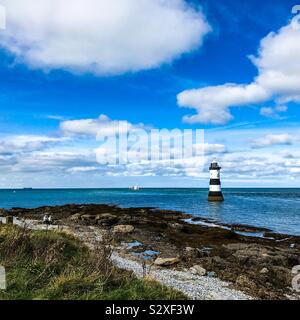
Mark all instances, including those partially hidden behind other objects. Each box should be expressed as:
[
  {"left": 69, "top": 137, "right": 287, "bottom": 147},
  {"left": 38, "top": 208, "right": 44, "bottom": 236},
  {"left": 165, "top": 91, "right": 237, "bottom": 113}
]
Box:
[{"left": 129, "top": 185, "right": 140, "bottom": 191}]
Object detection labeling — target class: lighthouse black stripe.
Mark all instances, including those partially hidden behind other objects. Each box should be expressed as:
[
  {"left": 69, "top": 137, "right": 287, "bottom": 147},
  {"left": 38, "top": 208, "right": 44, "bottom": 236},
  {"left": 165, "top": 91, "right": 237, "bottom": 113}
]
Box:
[
  {"left": 210, "top": 179, "right": 221, "bottom": 185},
  {"left": 208, "top": 191, "right": 223, "bottom": 197},
  {"left": 209, "top": 165, "right": 221, "bottom": 170}
]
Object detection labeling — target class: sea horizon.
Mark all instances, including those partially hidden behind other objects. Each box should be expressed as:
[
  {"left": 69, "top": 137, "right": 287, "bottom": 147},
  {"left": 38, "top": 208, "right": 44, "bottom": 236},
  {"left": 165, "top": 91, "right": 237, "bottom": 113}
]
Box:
[
  {"left": 1, "top": 187, "right": 300, "bottom": 190},
  {"left": 1, "top": 188, "right": 300, "bottom": 236}
]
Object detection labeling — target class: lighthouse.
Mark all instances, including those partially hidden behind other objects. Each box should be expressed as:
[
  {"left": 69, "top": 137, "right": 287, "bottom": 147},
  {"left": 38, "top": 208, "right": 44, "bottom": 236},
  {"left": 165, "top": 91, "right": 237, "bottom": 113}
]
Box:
[{"left": 208, "top": 160, "right": 224, "bottom": 202}]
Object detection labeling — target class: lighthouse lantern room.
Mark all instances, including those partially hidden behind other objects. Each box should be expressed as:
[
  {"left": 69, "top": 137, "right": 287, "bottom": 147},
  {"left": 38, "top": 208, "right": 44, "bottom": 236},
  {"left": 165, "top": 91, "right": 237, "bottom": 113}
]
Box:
[{"left": 208, "top": 160, "right": 224, "bottom": 202}]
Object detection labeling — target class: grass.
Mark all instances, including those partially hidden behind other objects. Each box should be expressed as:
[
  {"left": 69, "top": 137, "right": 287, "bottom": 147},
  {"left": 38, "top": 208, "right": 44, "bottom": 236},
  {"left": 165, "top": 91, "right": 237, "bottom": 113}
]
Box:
[{"left": 0, "top": 224, "right": 186, "bottom": 300}]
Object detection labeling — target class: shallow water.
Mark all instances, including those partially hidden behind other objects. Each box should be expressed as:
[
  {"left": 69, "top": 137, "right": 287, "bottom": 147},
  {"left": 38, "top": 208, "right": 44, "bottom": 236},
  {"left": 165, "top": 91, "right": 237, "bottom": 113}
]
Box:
[{"left": 0, "top": 188, "right": 299, "bottom": 236}]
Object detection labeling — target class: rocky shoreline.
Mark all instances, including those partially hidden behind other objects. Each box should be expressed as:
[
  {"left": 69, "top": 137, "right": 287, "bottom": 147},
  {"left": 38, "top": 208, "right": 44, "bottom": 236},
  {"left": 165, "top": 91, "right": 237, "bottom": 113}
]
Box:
[{"left": 1, "top": 204, "right": 300, "bottom": 300}]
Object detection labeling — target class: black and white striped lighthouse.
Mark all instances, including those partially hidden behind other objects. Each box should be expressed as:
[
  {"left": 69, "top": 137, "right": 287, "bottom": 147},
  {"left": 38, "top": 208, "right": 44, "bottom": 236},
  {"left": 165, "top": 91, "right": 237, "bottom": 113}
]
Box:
[{"left": 208, "top": 160, "right": 224, "bottom": 202}]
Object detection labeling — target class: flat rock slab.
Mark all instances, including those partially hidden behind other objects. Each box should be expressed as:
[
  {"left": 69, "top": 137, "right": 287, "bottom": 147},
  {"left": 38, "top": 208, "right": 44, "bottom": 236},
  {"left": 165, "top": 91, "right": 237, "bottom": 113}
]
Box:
[
  {"left": 154, "top": 257, "right": 181, "bottom": 266},
  {"left": 113, "top": 225, "right": 135, "bottom": 234}
]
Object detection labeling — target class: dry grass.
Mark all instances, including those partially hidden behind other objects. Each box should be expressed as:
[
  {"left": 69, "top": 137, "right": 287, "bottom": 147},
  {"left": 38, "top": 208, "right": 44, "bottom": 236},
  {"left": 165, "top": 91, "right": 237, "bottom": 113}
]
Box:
[{"left": 0, "top": 224, "right": 186, "bottom": 300}]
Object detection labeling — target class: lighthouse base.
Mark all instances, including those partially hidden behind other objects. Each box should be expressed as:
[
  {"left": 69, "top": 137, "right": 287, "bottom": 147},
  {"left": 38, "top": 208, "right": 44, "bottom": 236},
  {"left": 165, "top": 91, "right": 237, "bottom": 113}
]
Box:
[{"left": 208, "top": 191, "right": 224, "bottom": 202}]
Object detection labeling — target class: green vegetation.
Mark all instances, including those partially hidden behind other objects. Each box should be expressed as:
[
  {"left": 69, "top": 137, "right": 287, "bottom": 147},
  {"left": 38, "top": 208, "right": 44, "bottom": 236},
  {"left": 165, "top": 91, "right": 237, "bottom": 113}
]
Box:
[{"left": 0, "top": 225, "right": 185, "bottom": 300}]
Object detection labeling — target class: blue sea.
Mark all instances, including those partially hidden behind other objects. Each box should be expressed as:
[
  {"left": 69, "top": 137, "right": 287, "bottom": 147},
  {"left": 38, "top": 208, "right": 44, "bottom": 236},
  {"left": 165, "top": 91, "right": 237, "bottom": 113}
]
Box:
[{"left": 0, "top": 188, "right": 300, "bottom": 236}]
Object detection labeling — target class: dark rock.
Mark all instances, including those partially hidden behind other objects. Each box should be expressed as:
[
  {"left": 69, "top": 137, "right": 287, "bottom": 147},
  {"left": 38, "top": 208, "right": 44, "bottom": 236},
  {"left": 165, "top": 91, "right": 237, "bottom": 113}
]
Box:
[
  {"left": 183, "top": 247, "right": 201, "bottom": 260},
  {"left": 0, "top": 208, "right": 7, "bottom": 216},
  {"left": 212, "top": 256, "right": 227, "bottom": 268},
  {"left": 224, "top": 243, "right": 292, "bottom": 269},
  {"left": 81, "top": 214, "right": 96, "bottom": 220},
  {"left": 168, "top": 223, "right": 185, "bottom": 231},
  {"left": 236, "top": 275, "right": 256, "bottom": 289},
  {"left": 270, "top": 266, "right": 293, "bottom": 287},
  {"left": 223, "top": 243, "right": 250, "bottom": 251},
  {"left": 70, "top": 213, "right": 82, "bottom": 221},
  {"left": 96, "top": 213, "right": 118, "bottom": 226}
]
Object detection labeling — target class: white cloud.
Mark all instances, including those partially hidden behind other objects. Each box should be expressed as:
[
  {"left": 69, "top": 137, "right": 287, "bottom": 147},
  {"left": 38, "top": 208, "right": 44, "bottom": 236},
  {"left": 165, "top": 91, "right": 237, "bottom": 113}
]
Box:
[
  {"left": 1, "top": 130, "right": 300, "bottom": 187},
  {"left": 53, "top": 115, "right": 225, "bottom": 177},
  {"left": 12, "top": 151, "right": 96, "bottom": 173},
  {"left": 60, "top": 114, "right": 145, "bottom": 136},
  {"left": 251, "top": 133, "right": 296, "bottom": 148},
  {"left": 281, "top": 150, "right": 298, "bottom": 159},
  {"left": 67, "top": 166, "right": 98, "bottom": 174},
  {"left": 177, "top": 22, "right": 300, "bottom": 124},
  {"left": 178, "top": 84, "right": 268, "bottom": 124},
  {"left": 215, "top": 151, "right": 294, "bottom": 180},
  {"left": 260, "top": 105, "right": 288, "bottom": 118},
  {"left": 0, "top": 0, "right": 210, "bottom": 75},
  {"left": 2, "top": 120, "right": 300, "bottom": 186},
  {"left": 275, "top": 105, "right": 288, "bottom": 113},
  {"left": 0, "top": 135, "right": 68, "bottom": 155},
  {"left": 260, "top": 107, "right": 274, "bottom": 118},
  {"left": 203, "top": 143, "right": 227, "bottom": 155},
  {"left": 252, "top": 24, "right": 300, "bottom": 99},
  {"left": 46, "top": 115, "right": 66, "bottom": 121},
  {"left": 289, "top": 168, "right": 300, "bottom": 174}
]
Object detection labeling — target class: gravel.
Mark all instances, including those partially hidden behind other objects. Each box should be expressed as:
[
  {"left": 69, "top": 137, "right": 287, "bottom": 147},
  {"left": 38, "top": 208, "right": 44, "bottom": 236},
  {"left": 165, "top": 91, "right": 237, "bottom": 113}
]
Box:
[{"left": 111, "top": 252, "right": 252, "bottom": 300}]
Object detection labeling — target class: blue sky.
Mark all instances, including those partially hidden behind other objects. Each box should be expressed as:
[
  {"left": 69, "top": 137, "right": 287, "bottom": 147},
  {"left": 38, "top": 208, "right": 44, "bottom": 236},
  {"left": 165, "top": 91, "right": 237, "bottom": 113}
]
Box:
[{"left": 0, "top": 0, "right": 300, "bottom": 188}]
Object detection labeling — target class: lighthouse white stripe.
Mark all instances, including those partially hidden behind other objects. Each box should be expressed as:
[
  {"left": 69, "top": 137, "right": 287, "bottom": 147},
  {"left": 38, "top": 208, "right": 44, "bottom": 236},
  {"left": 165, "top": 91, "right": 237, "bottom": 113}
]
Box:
[
  {"left": 210, "top": 170, "right": 220, "bottom": 179},
  {"left": 209, "top": 185, "right": 221, "bottom": 192}
]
